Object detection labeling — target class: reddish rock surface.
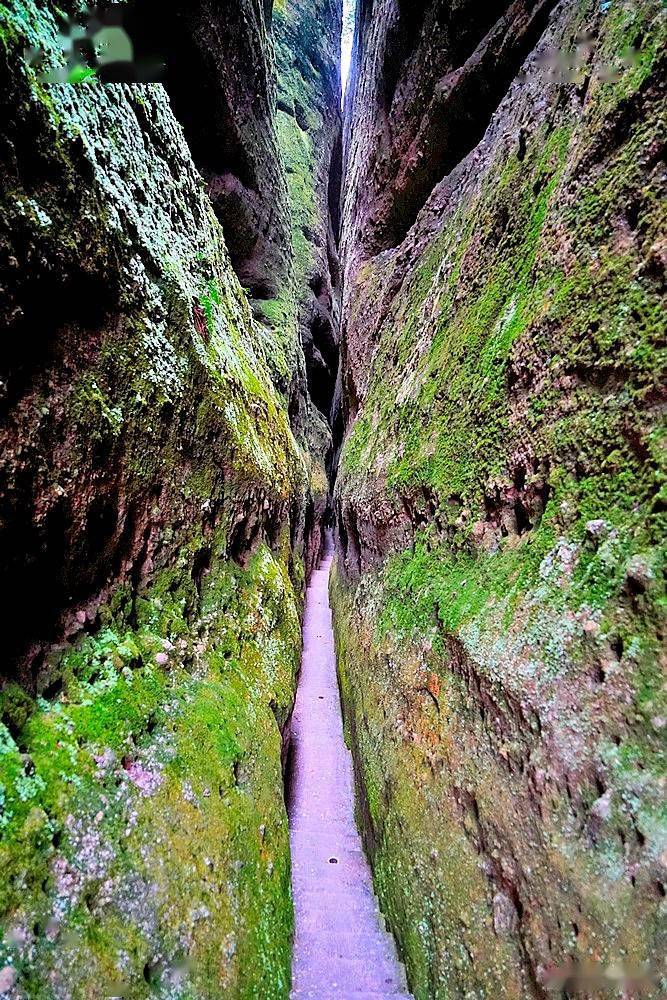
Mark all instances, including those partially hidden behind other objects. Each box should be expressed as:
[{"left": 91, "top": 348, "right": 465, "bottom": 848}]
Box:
[
  {"left": 0, "top": 1, "right": 341, "bottom": 995},
  {"left": 333, "top": 0, "right": 666, "bottom": 996}
]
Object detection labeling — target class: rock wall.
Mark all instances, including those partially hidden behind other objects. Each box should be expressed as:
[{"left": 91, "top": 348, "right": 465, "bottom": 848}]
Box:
[
  {"left": 334, "top": 0, "right": 666, "bottom": 996},
  {"left": 275, "top": 0, "right": 342, "bottom": 425},
  {"left": 0, "top": 1, "right": 340, "bottom": 996},
  {"left": 273, "top": 0, "right": 343, "bottom": 549}
]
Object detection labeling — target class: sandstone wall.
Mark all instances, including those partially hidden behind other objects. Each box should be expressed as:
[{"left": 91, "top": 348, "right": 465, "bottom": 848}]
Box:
[
  {"left": 273, "top": 0, "right": 343, "bottom": 558},
  {"left": 334, "top": 1, "right": 666, "bottom": 995},
  {"left": 0, "top": 1, "right": 340, "bottom": 996}
]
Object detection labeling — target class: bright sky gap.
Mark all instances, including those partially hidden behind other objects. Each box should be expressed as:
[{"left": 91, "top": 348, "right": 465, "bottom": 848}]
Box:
[{"left": 341, "top": 0, "right": 356, "bottom": 97}]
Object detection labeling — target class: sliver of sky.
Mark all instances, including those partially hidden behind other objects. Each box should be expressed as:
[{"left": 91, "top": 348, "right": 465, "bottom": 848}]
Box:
[{"left": 341, "top": 0, "right": 355, "bottom": 99}]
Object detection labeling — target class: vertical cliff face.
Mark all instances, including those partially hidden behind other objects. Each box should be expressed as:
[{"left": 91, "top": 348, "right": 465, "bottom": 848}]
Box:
[
  {"left": 125, "top": 0, "right": 292, "bottom": 310},
  {"left": 275, "top": 0, "right": 343, "bottom": 425},
  {"left": 2, "top": 0, "right": 665, "bottom": 995},
  {"left": 334, "top": 0, "right": 666, "bottom": 996},
  {"left": 273, "top": 0, "right": 343, "bottom": 546},
  {"left": 0, "top": 1, "right": 340, "bottom": 996}
]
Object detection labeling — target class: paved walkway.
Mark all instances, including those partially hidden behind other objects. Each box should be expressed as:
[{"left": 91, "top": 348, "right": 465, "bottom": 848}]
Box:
[{"left": 288, "top": 538, "right": 412, "bottom": 999}]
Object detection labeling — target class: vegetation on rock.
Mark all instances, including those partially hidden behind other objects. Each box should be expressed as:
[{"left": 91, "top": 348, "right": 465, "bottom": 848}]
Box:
[
  {"left": 1, "top": 0, "right": 665, "bottom": 997},
  {"left": 334, "top": 0, "right": 666, "bottom": 996},
  {"left": 0, "top": 1, "right": 341, "bottom": 996}
]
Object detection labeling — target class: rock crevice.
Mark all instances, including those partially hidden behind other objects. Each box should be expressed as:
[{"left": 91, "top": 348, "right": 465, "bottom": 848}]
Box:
[{"left": 1, "top": 0, "right": 666, "bottom": 997}]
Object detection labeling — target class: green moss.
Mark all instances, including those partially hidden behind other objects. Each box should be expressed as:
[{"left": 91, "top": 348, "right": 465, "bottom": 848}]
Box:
[
  {"left": 0, "top": 1, "right": 338, "bottom": 995},
  {"left": 333, "top": 568, "right": 532, "bottom": 1000},
  {"left": 344, "top": 125, "right": 573, "bottom": 498},
  {"left": 333, "top": 4, "right": 667, "bottom": 996},
  {"left": 0, "top": 543, "right": 299, "bottom": 997},
  {"left": 276, "top": 109, "right": 319, "bottom": 291},
  {"left": 589, "top": 0, "right": 666, "bottom": 115}
]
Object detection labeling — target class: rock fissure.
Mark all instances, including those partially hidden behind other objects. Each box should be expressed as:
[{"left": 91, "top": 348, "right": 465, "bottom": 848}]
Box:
[{"left": 0, "top": 0, "right": 665, "bottom": 997}]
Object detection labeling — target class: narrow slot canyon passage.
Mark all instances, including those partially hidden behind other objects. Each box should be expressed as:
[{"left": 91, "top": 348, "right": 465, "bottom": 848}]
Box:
[
  {"left": 287, "top": 535, "right": 412, "bottom": 999},
  {"left": 0, "top": 0, "right": 664, "bottom": 995}
]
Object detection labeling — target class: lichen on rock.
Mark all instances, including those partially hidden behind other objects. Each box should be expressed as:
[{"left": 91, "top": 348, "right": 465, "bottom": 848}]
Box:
[
  {"left": 334, "top": 0, "right": 667, "bottom": 996},
  {"left": 0, "top": 0, "right": 341, "bottom": 996}
]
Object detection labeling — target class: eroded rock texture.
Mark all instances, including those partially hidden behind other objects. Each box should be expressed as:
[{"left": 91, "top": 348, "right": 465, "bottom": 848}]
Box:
[
  {"left": 0, "top": 1, "right": 340, "bottom": 996},
  {"left": 334, "top": 0, "right": 666, "bottom": 996},
  {"left": 273, "top": 0, "right": 343, "bottom": 549},
  {"left": 275, "top": 0, "right": 342, "bottom": 426}
]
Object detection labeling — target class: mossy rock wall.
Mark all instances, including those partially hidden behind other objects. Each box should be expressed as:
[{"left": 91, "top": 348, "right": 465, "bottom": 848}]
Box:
[
  {"left": 334, "top": 1, "right": 666, "bottom": 996},
  {"left": 273, "top": 0, "right": 343, "bottom": 443},
  {"left": 0, "top": 1, "right": 338, "bottom": 996}
]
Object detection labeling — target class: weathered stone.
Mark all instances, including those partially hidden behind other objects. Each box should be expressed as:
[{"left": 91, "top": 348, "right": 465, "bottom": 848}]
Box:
[
  {"left": 333, "top": 0, "right": 667, "bottom": 996},
  {"left": 0, "top": 0, "right": 341, "bottom": 996},
  {"left": 493, "top": 891, "right": 520, "bottom": 939}
]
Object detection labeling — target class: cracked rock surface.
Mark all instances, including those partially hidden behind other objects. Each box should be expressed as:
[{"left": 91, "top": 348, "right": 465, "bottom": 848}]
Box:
[
  {"left": 0, "top": 1, "right": 340, "bottom": 996},
  {"left": 333, "top": 0, "right": 666, "bottom": 996}
]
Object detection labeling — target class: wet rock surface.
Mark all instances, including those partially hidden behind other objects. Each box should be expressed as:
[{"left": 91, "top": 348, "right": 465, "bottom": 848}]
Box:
[{"left": 334, "top": 0, "right": 666, "bottom": 996}]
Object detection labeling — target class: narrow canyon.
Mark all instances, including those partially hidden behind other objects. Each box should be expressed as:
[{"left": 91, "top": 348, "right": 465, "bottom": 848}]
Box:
[{"left": 0, "top": 1, "right": 665, "bottom": 998}]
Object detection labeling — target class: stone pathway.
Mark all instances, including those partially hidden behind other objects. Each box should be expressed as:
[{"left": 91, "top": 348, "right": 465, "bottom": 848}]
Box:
[{"left": 288, "top": 538, "right": 412, "bottom": 1000}]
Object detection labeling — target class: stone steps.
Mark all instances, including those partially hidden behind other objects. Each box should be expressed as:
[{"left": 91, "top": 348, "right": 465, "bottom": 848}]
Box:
[
  {"left": 293, "top": 929, "right": 398, "bottom": 962},
  {"left": 289, "top": 547, "right": 412, "bottom": 1000},
  {"left": 292, "top": 989, "right": 411, "bottom": 1000}
]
